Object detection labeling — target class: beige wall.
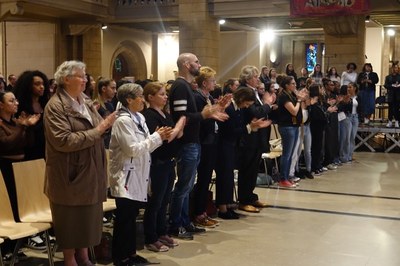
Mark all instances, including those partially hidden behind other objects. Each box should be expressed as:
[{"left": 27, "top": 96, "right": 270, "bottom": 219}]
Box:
[
  {"left": 101, "top": 26, "right": 153, "bottom": 80},
  {"left": 157, "top": 33, "right": 179, "bottom": 82},
  {"left": 4, "top": 21, "right": 55, "bottom": 79},
  {"left": 365, "top": 27, "right": 383, "bottom": 86},
  {"left": 218, "top": 31, "right": 259, "bottom": 84}
]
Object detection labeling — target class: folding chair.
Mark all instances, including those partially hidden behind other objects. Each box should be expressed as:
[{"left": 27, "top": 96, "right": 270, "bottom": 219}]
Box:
[
  {"left": 0, "top": 171, "right": 54, "bottom": 266},
  {"left": 260, "top": 124, "right": 282, "bottom": 185}
]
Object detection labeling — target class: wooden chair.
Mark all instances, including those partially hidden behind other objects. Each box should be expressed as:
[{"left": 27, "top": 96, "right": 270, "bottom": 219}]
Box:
[
  {"left": 0, "top": 171, "right": 54, "bottom": 266},
  {"left": 13, "top": 158, "right": 116, "bottom": 264},
  {"left": 0, "top": 237, "right": 4, "bottom": 266},
  {"left": 12, "top": 159, "right": 52, "bottom": 223}
]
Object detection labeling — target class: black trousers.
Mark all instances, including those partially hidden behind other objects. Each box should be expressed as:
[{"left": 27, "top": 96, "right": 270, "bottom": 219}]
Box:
[
  {"left": 310, "top": 124, "right": 324, "bottom": 171},
  {"left": 112, "top": 198, "right": 142, "bottom": 262},
  {"left": 215, "top": 140, "right": 235, "bottom": 205},
  {"left": 193, "top": 144, "right": 217, "bottom": 216},
  {"left": 143, "top": 160, "right": 175, "bottom": 244},
  {"left": 237, "top": 147, "right": 261, "bottom": 205},
  {"left": 388, "top": 100, "right": 400, "bottom": 121},
  {"left": 323, "top": 119, "right": 338, "bottom": 166}
]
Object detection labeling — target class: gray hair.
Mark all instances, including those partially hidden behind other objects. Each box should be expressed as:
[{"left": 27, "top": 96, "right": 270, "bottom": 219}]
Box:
[
  {"left": 117, "top": 83, "right": 143, "bottom": 107},
  {"left": 239, "top": 65, "right": 259, "bottom": 84},
  {"left": 54, "top": 60, "right": 86, "bottom": 88}
]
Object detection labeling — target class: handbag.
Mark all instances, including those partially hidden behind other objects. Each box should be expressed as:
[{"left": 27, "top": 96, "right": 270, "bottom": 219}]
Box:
[
  {"left": 269, "top": 138, "right": 282, "bottom": 152},
  {"left": 269, "top": 124, "right": 282, "bottom": 152}
]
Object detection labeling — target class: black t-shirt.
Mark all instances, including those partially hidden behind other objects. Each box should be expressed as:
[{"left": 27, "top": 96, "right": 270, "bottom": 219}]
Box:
[
  {"left": 277, "top": 90, "right": 302, "bottom": 127},
  {"left": 142, "top": 108, "right": 179, "bottom": 161},
  {"left": 168, "top": 78, "right": 203, "bottom": 144}
]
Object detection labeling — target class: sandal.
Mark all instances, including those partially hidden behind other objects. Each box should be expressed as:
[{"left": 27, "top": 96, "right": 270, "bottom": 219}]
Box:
[
  {"left": 159, "top": 235, "right": 179, "bottom": 247},
  {"left": 145, "top": 241, "right": 169, "bottom": 252}
]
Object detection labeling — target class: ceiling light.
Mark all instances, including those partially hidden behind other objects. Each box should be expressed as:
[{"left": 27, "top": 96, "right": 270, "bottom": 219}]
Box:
[
  {"left": 101, "top": 24, "right": 108, "bottom": 30},
  {"left": 387, "top": 29, "right": 395, "bottom": 36},
  {"left": 219, "top": 19, "right": 226, "bottom": 25}
]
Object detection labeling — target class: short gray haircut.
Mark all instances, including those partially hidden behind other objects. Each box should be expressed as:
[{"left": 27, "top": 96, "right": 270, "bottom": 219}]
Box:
[
  {"left": 117, "top": 83, "right": 143, "bottom": 107},
  {"left": 239, "top": 65, "right": 259, "bottom": 84},
  {"left": 54, "top": 60, "right": 86, "bottom": 88},
  {"left": 177, "top": 53, "right": 194, "bottom": 70}
]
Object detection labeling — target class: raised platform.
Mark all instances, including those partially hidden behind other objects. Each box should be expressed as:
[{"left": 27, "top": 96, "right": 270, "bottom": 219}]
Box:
[{"left": 356, "top": 124, "right": 400, "bottom": 153}]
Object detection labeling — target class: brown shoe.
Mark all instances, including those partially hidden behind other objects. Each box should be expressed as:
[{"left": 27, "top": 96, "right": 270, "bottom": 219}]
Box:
[
  {"left": 238, "top": 204, "right": 260, "bottom": 213},
  {"left": 252, "top": 200, "right": 268, "bottom": 208}
]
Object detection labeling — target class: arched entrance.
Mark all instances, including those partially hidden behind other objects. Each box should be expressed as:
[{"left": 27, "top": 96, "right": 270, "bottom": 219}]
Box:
[{"left": 110, "top": 40, "right": 147, "bottom": 82}]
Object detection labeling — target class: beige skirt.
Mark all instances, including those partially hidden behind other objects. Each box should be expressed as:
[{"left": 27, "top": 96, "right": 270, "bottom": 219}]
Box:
[{"left": 50, "top": 202, "right": 103, "bottom": 249}]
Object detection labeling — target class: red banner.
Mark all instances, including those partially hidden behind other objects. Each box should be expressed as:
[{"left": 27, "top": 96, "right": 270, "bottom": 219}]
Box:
[{"left": 290, "top": 0, "right": 370, "bottom": 17}]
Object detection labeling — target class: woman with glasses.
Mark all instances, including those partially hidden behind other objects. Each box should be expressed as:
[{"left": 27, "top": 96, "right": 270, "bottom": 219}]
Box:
[
  {"left": 109, "top": 83, "right": 173, "bottom": 266},
  {"left": 0, "top": 91, "right": 41, "bottom": 259},
  {"left": 44, "top": 60, "right": 116, "bottom": 266},
  {"left": 0, "top": 91, "right": 40, "bottom": 221}
]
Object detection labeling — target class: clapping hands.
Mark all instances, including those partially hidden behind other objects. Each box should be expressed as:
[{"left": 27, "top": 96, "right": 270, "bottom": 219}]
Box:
[
  {"left": 156, "top": 126, "right": 174, "bottom": 141},
  {"left": 15, "top": 112, "right": 41, "bottom": 127},
  {"left": 96, "top": 111, "right": 117, "bottom": 134},
  {"left": 250, "top": 118, "right": 272, "bottom": 131}
]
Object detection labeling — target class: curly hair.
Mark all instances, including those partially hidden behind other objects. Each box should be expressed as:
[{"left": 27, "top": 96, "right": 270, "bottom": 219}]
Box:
[{"left": 13, "top": 70, "right": 49, "bottom": 116}]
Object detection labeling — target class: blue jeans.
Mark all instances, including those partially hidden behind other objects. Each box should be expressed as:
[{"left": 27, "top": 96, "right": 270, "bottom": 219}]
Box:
[
  {"left": 290, "top": 124, "right": 312, "bottom": 175},
  {"left": 169, "top": 143, "right": 201, "bottom": 229},
  {"left": 348, "top": 114, "right": 359, "bottom": 161},
  {"left": 279, "top": 126, "right": 299, "bottom": 181},
  {"left": 339, "top": 117, "right": 351, "bottom": 163}
]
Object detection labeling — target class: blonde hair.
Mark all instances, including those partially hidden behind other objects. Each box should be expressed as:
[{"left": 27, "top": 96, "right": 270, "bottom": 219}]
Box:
[{"left": 195, "top": 66, "right": 216, "bottom": 88}]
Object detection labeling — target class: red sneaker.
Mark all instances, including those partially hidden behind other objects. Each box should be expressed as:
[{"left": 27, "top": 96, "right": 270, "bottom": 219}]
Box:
[{"left": 278, "top": 180, "right": 296, "bottom": 188}]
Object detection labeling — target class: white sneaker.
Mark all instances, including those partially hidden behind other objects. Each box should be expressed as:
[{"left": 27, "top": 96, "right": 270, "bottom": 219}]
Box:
[
  {"left": 327, "top": 164, "right": 338, "bottom": 170},
  {"left": 386, "top": 121, "right": 393, "bottom": 128},
  {"left": 395, "top": 121, "right": 399, "bottom": 128}
]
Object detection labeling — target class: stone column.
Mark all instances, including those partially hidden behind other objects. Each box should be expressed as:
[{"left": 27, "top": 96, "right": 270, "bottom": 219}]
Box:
[
  {"left": 178, "top": 0, "right": 219, "bottom": 71},
  {"left": 322, "top": 15, "right": 365, "bottom": 74},
  {"left": 83, "top": 27, "right": 102, "bottom": 79}
]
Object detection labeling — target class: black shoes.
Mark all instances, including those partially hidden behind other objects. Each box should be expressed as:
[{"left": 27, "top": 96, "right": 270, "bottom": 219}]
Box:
[
  {"left": 184, "top": 222, "right": 206, "bottom": 234},
  {"left": 304, "top": 171, "right": 314, "bottom": 179},
  {"left": 168, "top": 226, "right": 194, "bottom": 240},
  {"left": 218, "top": 209, "right": 240, "bottom": 220},
  {"left": 114, "top": 254, "right": 151, "bottom": 266}
]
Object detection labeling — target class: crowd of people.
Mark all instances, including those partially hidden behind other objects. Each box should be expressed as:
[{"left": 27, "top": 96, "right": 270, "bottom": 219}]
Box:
[{"left": 0, "top": 54, "right": 398, "bottom": 266}]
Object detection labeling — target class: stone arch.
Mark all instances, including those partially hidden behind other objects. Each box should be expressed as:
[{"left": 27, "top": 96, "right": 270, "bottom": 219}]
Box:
[{"left": 110, "top": 40, "right": 147, "bottom": 82}]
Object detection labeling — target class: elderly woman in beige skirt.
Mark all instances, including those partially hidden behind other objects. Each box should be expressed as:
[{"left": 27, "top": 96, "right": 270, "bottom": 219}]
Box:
[{"left": 44, "top": 60, "right": 116, "bottom": 266}]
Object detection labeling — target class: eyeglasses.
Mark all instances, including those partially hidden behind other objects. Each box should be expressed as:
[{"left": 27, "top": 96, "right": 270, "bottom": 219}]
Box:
[
  {"left": 9, "top": 98, "right": 18, "bottom": 104},
  {"left": 70, "top": 74, "right": 88, "bottom": 81}
]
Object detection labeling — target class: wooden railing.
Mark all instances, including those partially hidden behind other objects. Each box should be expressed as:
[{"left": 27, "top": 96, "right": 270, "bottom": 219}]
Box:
[
  {"left": 116, "top": 0, "right": 177, "bottom": 5},
  {"left": 114, "top": 0, "right": 179, "bottom": 21}
]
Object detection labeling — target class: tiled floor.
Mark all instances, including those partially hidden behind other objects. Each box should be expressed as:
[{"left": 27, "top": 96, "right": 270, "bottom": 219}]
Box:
[{"left": 21, "top": 151, "right": 400, "bottom": 266}]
